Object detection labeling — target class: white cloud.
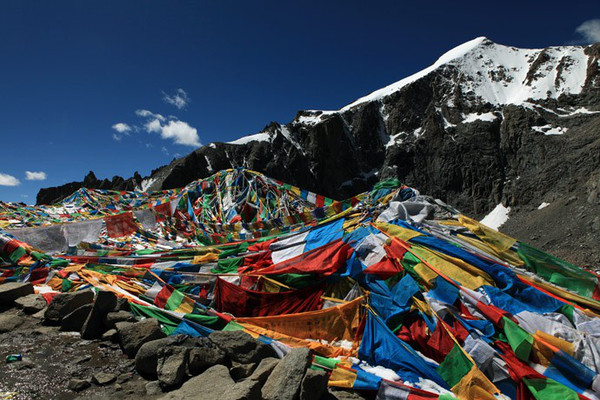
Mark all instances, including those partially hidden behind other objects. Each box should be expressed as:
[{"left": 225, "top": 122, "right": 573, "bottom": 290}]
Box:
[
  {"left": 136, "top": 109, "right": 165, "bottom": 121},
  {"left": 163, "top": 89, "right": 190, "bottom": 109},
  {"left": 0, "top": 173, "right": 20, "bottom": 186},
  {"left": 112, "top": 122, "right": 132, "bottom": 134},
  {"left": 112, "top": 133, "right": 122, "bottom": 141},
  {"left": 144, "top": 119, "right": 163, "bottom": 133},
  {"left": 575, "top": 19, "right": 600, "bottom": 44},
  {"left": 25, "top": 171, "right": 47, "bottom": 181},
  {"left": 160, "top": 120, "right": 201, "bottom": 147},
  {"left": 137, "top": 109, "right": 201, "bottom": 147}
]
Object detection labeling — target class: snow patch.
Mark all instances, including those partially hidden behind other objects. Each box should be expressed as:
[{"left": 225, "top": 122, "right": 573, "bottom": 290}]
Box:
[
  {"left": 462, "top": 112, "right": 497, "bottom": 123},
  {"left": 204, "top": 155, "right": 213, "bottom": 172},
  {"left": 227, "top": 132, "right": 271, "bottom": 145},
  {"left": 280, "top": 125, "right": 306, "bottom": 155},
  {"left": 480, "top": 203, "right": 510, "bottom": 230},
  {"left": 558, "top": 107, "right": 600, "bottom": 117},
  {"left": 385, "top": 132, "right": 405, "bottom": 148},
  {"left": 532, "top": 125, "right": 568, "bottom": 135},
  {"left": 140, "top": 177, "right": 157, "bottom": 192},
  {"left": 358, "top": 363, "right": 401, "bottom": 381},
  {"left": 538, "top": 202, "right": 550, "bottom": 210}
]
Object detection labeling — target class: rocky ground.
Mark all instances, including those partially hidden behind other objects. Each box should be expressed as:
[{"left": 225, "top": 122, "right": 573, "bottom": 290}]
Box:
[{"left": 0, "top": 283, "right": 369, "bottom": 400}]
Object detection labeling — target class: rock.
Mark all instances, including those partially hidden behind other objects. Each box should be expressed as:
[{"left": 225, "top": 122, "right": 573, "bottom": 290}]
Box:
[
  {"left": 300, "top": 369, "right": 329, "bottom": 400},
  {"left": 262, "top": 348, "right": 312, "bottom": 400},
  {"left": 44, "top": 290, "right": 94, "bottom": 324},
  {"left": 136, "top": 335, "right": 186, "bottom": 379},
  {"left": 230, "top": 361, "right": 256, "bottom": 381},
  {"left": 92, "top": 372, "right": 117, "bottom": 386},
  {"left": 223, "top": 379, "right": 262, "bottom": 400},
  {"left": 0, "top": 282, "right": 34, "bottom": 306},
  {"left": 146, "top": 380, "right": 163, "bottom": 395},
  {"left": 60, "top": 304, "right": 92, "bottom": 332},
  {"left": 0, "top": 313, "right": 24, "bottom": 333},
  {"left": 116, "top": 318, "right": 167, "bottom": 358},
  {"left": 247, "top": 357, "right": 279, "bottom": 383},
  {"left": 9, "top": 360, "right": 35, "bottom": 370},
  {"left": 325, "top": 388, "right": 368, "bottom": 399},
  {"left": 117, "top": 373, "right": 132, "bottom": 384},
  {"left": 160, "top": 364, "right": 234, "bottom": 400},
  {"left": 157, "top": 346, "right": 190, "bottom": 390},
  {"left": 102, "top": 328, "right": 118, "bottom": 342},
  {"left": 187, "top": 346, "right": 228, "bottom": 376},
  {"left": 14, "top": 294, "right": 46, "bottom": 314},
  {"left": 115, "top": 297, "right": 131, "bottom": 312},
  {"left": 104, "top": 310, "right": 136, "bottom": 329},
  {"left": 81, "top": 291, "right": 117, "bottom": 339},
  {"left": 31, "top": 307, "right": 47, "bottom": 319},
  {"left": 209, "top": 330, "right": 277, "bottom": 364},
  {"left": 73, "top": 355, "right": 92, "bottom": 364},
  {"left": 68, "top": 378, "right": 91, "bottom": 392}
]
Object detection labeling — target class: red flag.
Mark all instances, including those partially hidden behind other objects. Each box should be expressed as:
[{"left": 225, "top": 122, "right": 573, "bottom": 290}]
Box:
[
  {"left": 214, "top": 278, "right": 325, "bottom": 317},
  {"left": 105, "top": 212, "right": 138, "bottom": 238},
  {"left": 254, "top": 239, "right": 353, "bottom": 276}
]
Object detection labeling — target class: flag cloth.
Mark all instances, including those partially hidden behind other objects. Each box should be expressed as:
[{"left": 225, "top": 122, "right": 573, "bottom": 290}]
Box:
[
  {"left": 105, "top": 212, "right": 138, "bottom": 238},
  {"left": 154, "top": 284, "right": 196, "bottom": 314},
  {"left": 236, "top": 296, "right": 363, "bottom": 343},
  {"left": 517, "top": 242, "right": 598, "bottom": 298},
  {"left": 358, "top": 310, "right": 448, "bottom": 388},
  {"left": 254, "top": 238, "right": 353, "bottom": 276},
  {"left": 213, "top": 277, "right": 325, "bottom": 317}
]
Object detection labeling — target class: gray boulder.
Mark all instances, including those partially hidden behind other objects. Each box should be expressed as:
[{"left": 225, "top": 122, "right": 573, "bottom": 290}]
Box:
[
  {"left": 209, "top": 330, "right": 277, "bottom": 364},
  {"left": 0, "top": 282, "right": 34, "bottom": 306},
  {"left": 262, "top": 348, "right": 313, "bottom": 400},
  {"left": 81, "top": 291, "right": 117, "bottom": 339},
  {"left": 157, "top": 346, "right": 190, "bottom": 390},
  {"left": 115, "top": 297, "right": 131, "bottom": 312},
  {"left": 248, "top": 357, "right": 279, "bottom": 383},
  {"left": 92, "top": 372, "right": 117, "bottom": 386},
  {"left": 230, "top": 361, "right": 256, "bottom": 381},
  {"left": 68, "top": 378, "right": 91, "bottom": 392},
  {"left": 104, "top": 310, "right": 136, "bottom": 329},
  {"left": 44, "top": 290, "right": 94, "bottom": 324},
  {"left": 14, "top": 294, "right": 46, "bottom": 314},
  {"left": 60, "top": 304, "right": 92, "bottom": 332},
  {"left": 116, "top": 318, "right": 166, "bottom": 358},
  {"left": 146, "top": 380, "right": 163, "bottom": 395},
  {"left": 135, "top": 335, "right": 186, "bottom": 379},
  {"left": 300, "top": 369, "right": 329, "bottom": 400},
  {"left": 0, "top": 313, "right": 24, "bottom": 333},
  {"left": 187, "top": 346, "right": 228, "bottom": 376},
  {"left": 325, "top": 388, "right": 368, "bottom": 399},
  {"left": 101, "top": 328, "right": 118, "bottom": 342},
  {"left": 223, "top": 379, "right": 262, "bottom": 400},
  {"left": 160, "top": 364, "right": 234, "bottom": 400}
]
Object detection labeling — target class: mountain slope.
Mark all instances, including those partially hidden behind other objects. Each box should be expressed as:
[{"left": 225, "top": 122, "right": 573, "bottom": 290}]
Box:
[{"left": 37, "top": 37, "right": 600, "bottom": 265}]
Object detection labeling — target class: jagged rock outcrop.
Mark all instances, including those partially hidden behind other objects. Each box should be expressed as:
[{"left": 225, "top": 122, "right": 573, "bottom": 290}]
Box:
[{"left": 36, "top": 171, "right": 143, "bottom": 205}]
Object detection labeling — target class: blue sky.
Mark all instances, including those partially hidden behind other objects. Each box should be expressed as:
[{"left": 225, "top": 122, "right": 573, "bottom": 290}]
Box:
[{"left": 0, "top": 0, "right": 598, "bottom": 203}]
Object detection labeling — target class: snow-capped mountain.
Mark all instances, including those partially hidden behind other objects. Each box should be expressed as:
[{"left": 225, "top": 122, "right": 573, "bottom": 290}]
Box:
[{"left": 38, "top": 37, "right": 600, "bottom": 264}]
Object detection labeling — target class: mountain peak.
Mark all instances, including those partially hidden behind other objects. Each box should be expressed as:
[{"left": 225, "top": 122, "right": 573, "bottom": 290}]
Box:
[
  {"left": 433, "top": 36, "right": 490, "bottom": 66},
  {"left": 341, "top": 36, "right": 590, "bottom": 110}
]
